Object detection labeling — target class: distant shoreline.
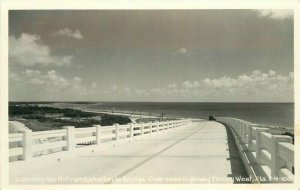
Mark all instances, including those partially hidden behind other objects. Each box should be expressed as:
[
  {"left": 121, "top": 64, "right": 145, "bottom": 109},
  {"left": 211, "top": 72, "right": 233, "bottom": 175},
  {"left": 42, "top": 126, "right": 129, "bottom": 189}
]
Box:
[
  {"left": 37, "top": 103, "right": 165, "bottom": 121},
  {"left": 37, "top": 103, "right": 183, "bottom": 125},
  {"left": 9, "top": 102, "right": 294, "bottom": 134},
  {"left": 38, "top": 103, "right": 293, "bottom": 132}
]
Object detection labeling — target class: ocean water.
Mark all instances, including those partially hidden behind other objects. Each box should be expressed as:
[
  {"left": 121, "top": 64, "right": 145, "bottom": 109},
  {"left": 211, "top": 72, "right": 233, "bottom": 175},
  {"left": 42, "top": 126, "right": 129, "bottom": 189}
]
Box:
[{"left": 58, "top": 102, "right": 294, "bottom": 128}]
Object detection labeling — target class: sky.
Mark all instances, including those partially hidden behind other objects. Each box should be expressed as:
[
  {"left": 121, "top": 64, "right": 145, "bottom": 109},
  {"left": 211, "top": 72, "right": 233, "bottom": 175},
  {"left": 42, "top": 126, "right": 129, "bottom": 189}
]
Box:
[{"left": 9, "top": 10, "right": 294, "bottom": 102}]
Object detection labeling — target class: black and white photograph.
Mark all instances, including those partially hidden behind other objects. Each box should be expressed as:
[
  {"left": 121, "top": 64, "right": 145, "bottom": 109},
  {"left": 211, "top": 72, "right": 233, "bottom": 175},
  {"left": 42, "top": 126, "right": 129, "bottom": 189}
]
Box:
[{"left": 0, "top": 0, "right": 299, "bottom": 189}]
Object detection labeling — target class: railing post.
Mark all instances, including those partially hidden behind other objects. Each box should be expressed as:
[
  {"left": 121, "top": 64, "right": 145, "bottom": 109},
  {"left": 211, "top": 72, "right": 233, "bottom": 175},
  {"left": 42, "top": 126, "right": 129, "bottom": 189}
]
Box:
[
  {"left": 239, "top": 120, "right": 242, "bottom": 137},
  {"left": 246, "top": 123, "right": 251, "bottom": 147},
  {"left": 270, "top": 135, "right": 292, "bottom": 177},
  {"left": 242, "top": 122, "right": 249, "bottom": 143},
  {"left": 238, "top": 120, "right": 242, "bottom": 137},
  {"left": 232, "top": 119, "right": 236, "bottom": 132},
  {"left": 22, "top": 129, "right": 33, "bottom": 160},
  {"left": 156, "top": 121, "right": 160, "bottom": 133},
  {"left": 246, "top": 124, "right": 255, "bottom": 151},
  {"left": 130, "top": 123, "right": 134, "bottom": 138},
  {"left": 140, "top": 123, "right": 144, "bottom": 135},
  {"left": 255, "top": 127, "right": 269, "bottom": 164},
  {"left": 114, "top": 123, "right": 119, "bottom": 141},
  {"left": 160, "top": 121, "right": 163, "bottom": 132},
  {"left": 245, "top": 122, "right": 250, "bottom": 143},
  {"left": 149, "top": 122, "right": 153, "bottom": 133},
  {"left": 93, "top": 125, "right": 101, "bottom": 145},
  {"left": 233, "top": 119, "right": 238, "bottom": 135},
  {"left": 241, "top": 122, "right": 245, "bottom": 142},
  {"left": 235, "top": 120, "right": 239, "bottom": 135},
  {"left": 63, "top": 126, "right": 75, "bottom": 151}
]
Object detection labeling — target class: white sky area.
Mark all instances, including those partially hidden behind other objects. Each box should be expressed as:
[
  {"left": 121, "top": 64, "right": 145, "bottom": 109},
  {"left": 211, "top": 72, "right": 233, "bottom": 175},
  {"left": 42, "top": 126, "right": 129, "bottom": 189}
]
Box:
[{"left": 9, "top": 9, "right": 293, "bottom": 102}]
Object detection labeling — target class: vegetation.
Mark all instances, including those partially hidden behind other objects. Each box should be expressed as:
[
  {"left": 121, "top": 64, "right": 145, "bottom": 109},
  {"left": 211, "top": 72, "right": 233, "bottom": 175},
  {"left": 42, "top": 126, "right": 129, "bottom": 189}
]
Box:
[
  {"left": 22, "top": 115, "right": 48, "bottom": 122},
  {"left": 9, "top": 105, "right": 98, "bottom": 117},
  {"left": 9, "top": 104, "right": 131, "bottom": 131},
  {"left": 100, "top": 114, "right": 131, "bottom": 125},
  {"left": 62, "top": 109, "right": 99, "bottom": 117}
]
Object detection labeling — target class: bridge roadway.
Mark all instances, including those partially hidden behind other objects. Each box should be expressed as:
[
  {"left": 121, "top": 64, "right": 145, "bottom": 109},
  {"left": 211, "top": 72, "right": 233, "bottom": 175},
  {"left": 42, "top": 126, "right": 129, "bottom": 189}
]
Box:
[{"left": 10, "top": 121, "right": 247, "bottom": 184}]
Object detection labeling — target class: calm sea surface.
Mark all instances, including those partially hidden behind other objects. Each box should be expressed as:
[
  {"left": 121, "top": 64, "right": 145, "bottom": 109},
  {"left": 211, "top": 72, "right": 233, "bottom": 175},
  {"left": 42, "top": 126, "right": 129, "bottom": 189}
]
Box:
[{"left": 57, "top": 102, "right": 294, "bottom": 128}]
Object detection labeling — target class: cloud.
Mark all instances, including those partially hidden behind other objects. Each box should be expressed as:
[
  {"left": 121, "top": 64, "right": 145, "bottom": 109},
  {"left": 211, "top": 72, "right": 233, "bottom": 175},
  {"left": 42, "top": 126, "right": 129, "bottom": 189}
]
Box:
[
  {"left": 53, "top": 28, "right": 84, "bottom": 40},
  {"left": 150, "top": 88, "right": 163, "bottom": 93},
  {"left": 268, "top": 70, "right": 276, "bottom": 76},
  {"left": 10, "top": 69, "right": 293, "bottom": 102},
  {"left": 44, "top": 70, "right": 71, "bottom": 89},
  {"left": 255, "top": 9, "right": 293, "bottom": 20},
  {"left": 104, "top": 84, "right": 133, "bottom": 97},
  {"left": 178, "top": 47, "right": 187, "bottom": 54},
  {"left": 182, "top": 81, "right": 199, "bottom": 88},
  {"left": 10, "top": 69, "right": 104, "bottom": 101},
  {"left": 9, "top": 69, "right": 106, "bottom": 101},
  {"left": 21, "top": 69, "right": 44, "bottom": 85},
  {"left": 110, "top": 84, "right": 118, "bottom": 91},
  {"left": 22, "top": 69, "right": 41, "bottom": 77},
  {"left": 135, "top": 89, "right": 149, "bottom": 96},
  {"left": 9, "top": 33, "right": 73, "bottom": 66},
  {"left": 12, "top": 69, "right": 85, "bottom": 90},
  {"left": 92, "top": 82, "right": 97, "bottom": 89},
  {"left": 9, "top": 73, "right": 21, "bottom": 82},
  {"left": 101, "top": 70, "right": 293, "bottom": 102},
  {"left": 196, "top": 70, "right": 294, "bottom": 101},
  {"left": 123, "top": 87, "right": 131, "bottom": 96},
  {"left": 168, "top": 84, "right": 176, "bottom": 89}
]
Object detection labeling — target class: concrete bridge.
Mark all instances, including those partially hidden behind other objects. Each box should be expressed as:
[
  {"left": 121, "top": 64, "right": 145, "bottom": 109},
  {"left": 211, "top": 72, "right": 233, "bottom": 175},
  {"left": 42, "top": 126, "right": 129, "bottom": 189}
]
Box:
[{"left": 8, "top": 118, "right": 294, "bottom": 184}]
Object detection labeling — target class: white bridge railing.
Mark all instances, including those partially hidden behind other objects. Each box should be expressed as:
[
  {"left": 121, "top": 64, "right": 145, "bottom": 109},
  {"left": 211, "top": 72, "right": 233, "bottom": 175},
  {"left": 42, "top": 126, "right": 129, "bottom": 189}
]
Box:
[
  {"left": 9, "top": 119, "right": 192, "bottom": 162},
  {"left": 217, "top": 117, "right": 294, "bottom": 183}
]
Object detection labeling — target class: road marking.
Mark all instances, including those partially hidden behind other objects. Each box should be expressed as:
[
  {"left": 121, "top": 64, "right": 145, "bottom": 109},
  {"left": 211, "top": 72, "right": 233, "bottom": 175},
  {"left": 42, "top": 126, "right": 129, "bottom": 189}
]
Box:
[{"left": 105, "top": 124, "right": 207, "bottom": 184}]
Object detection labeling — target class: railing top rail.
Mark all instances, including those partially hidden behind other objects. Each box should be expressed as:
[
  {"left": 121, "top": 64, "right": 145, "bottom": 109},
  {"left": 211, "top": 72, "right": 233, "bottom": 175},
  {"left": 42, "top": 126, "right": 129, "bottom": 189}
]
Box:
[
  {"left": 75, "top": 127, "right": 96, "bottom": 131},
  {"left": 32, "top": 129, "right": 67, "bottom": 136},
  {"left": 100, "top": 126, "right": 115, "bottom": 130},
  {"left": 260, "top": 132, "right": 272, "bottom": 138},
  {"left": 217, "top": 116, "right": 293, "bottom": 132},
  {"left": 278, "top": 142, "right": 294, "bottom": 153},
  {"left": 9, "top": 133, "right": 24, "bottom": 138}
]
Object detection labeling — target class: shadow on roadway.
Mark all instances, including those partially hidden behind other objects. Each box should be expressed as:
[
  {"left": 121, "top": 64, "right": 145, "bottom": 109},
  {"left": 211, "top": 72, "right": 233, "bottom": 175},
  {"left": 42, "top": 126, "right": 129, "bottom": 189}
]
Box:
[{"left": 218, "top": 121, "right": 250, "bottom": 184}]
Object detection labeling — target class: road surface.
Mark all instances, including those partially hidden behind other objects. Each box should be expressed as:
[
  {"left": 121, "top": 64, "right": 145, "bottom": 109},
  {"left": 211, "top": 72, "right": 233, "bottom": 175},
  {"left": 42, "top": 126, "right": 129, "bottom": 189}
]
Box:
[{"left": 10, "top": 121, "right": 247, "bottom": 184}]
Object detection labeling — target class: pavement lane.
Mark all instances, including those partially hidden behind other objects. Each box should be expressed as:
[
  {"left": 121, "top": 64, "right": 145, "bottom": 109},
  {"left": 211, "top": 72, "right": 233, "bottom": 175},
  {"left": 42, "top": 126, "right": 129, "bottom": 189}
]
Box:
[{"left": 10, "top": 121, "right": 247, "bottom": 184}]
